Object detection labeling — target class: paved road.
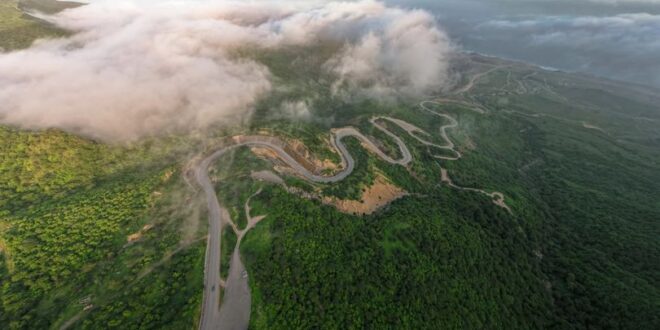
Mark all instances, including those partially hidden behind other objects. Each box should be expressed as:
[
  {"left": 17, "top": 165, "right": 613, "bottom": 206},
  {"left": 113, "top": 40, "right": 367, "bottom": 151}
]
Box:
[
  {"left": 454, "top": 65, "right": 505, "bottom": 94},
  {"left": 194, "top": 108, "right": 509, "bottom": 330},
  {"left": 216, "top": 246, "right": 250, "bottom": 330},
  {"left": 419, "top": 101, "right": 462, "bottom": 160},
  {"left": 216, "top": 189, "right": 265, "bottom": 330},
  {"left": 196, "top": 148, "right": 233, "bottom": 330},
  {"left": 194, "top": 125, "right": 413, "bottom": 330}
]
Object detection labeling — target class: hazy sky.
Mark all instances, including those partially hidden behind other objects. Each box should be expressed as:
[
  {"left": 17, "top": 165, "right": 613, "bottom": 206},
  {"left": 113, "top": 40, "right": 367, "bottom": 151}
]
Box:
[{"left": 386, "top": 0, "right": 660, "bottom": 88}]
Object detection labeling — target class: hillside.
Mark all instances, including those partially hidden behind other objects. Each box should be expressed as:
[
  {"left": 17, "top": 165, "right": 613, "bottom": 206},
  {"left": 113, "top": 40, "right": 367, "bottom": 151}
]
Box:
[{"left": 1, "top": 3, "right": 659, "bottom": 329}]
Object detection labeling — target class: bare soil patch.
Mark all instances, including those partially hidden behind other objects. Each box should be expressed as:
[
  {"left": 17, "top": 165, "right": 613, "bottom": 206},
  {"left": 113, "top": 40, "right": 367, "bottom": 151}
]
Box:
[
  {"left": 126, "top": 224, "right": 154, "bottom": 243},
  {"left": 323, "top": 174, "right": 407, "bottom": 215}
]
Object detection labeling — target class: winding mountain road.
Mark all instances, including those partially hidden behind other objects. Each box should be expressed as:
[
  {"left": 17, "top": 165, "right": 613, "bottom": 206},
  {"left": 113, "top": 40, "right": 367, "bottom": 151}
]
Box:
[
  {"left": 454, "top": 65, "right": 506, "bottom": 94},
  {"left": 194, "top": 100, "right": 509, "bottom": 330},
  {"left": 195, "top": 127, "right": 412, "bottom": 330}
]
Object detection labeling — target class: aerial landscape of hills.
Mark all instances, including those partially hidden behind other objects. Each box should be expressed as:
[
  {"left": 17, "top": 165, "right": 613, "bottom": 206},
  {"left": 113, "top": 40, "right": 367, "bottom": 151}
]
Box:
[{"left": 0, "top": 0, "right": 658, "bottom": 329}]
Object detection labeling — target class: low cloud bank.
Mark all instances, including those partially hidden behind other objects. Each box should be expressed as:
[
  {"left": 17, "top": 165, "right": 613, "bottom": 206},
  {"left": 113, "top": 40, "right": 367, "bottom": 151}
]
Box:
[
  {"left": 477, "top": 13, "right": 660, "bottom": 87},
  {"left": 0, "top": 0, "right": 453, "bottom": 141},
  {"left": 385, "top": 0, "right": 660, "bottom": 89}
]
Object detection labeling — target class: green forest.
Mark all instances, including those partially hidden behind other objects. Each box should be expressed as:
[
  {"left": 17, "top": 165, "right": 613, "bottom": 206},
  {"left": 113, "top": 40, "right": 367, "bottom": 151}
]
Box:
[
  {"left": 0, "top": 125, "right": 207, "bottom": 329},
  {"left": 204, "top": 66, "right": 660, "bottom": 328},
  {"left": 1, "top": 2, "right": 659, "bottom": 329}
]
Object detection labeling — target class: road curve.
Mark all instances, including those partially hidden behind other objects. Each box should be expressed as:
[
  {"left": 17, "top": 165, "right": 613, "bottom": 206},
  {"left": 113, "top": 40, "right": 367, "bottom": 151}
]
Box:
[
  {"left": 454, "top": 65, "right": 505, "bottom": 94},
  {"left": 194, "top": 102, "right": 509, "bottom": 330},
  {"left": 195, "top": 122, "right": 413, "bottom": 330},
  {"left": 196, "top": 148, "right": 232, "bottom": 330}
]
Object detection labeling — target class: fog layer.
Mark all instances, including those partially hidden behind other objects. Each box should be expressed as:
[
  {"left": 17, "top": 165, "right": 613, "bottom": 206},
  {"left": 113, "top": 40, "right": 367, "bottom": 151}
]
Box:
[
  {"left": 387, "top": 0, "right": 660, "bottom": 89},
  {"left": 0, "top": 0, "right": 453, "bottom": 141}
]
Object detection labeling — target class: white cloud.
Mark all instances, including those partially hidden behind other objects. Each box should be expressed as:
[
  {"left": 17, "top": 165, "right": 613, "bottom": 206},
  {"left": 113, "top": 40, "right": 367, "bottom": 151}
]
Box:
[
  {"left": 326, "top": 8, "right": 452, "bottom": 98},
  {"left": 0, "top": 0, "right": 453, "bottom": 141},
  {"left": 280, "top": 100, "right": 312, "bottom": 120}
]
